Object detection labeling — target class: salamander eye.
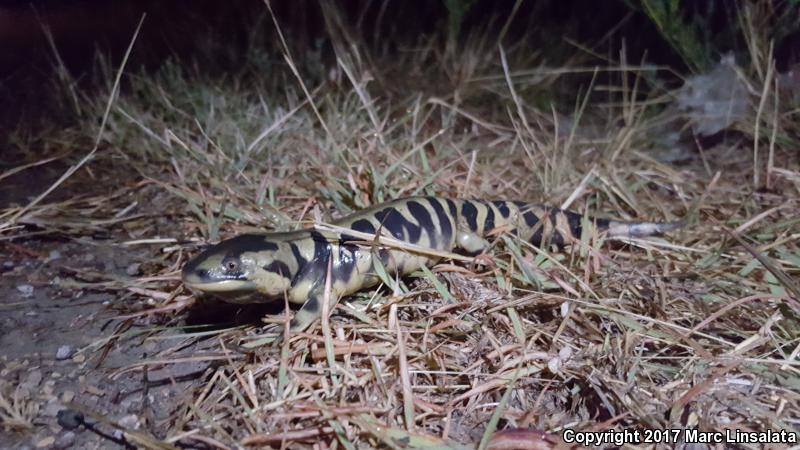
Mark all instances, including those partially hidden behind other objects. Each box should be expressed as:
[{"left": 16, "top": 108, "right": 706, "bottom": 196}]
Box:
[{"left": 222, "top": 258, "right": 240, "bottom": 272}]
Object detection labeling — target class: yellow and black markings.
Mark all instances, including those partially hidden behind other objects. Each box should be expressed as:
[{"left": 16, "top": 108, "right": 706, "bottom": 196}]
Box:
[{"left": 182, "top": 196, "right": 680, "bottom": 335}]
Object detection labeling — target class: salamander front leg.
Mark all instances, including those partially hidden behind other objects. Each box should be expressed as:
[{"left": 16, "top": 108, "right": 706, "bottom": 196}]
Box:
[
  {"left": 288, "top": 291, "right": 323, "bottom": 333},
  {"left": 237, "top": 291, "right": 324, "bottom": 349}
]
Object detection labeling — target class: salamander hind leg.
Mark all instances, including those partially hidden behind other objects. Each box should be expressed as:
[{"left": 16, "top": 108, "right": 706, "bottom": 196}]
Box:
[{"left": 455, "top": 230, "right": 490, "bottom": 255}]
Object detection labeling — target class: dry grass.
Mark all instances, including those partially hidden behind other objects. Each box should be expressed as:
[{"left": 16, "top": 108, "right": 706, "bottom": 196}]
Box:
[
  {"left": 2, "top": 6, "right": 799, "bottom": 450},
  {"left": 0, "top": 383, "right": 38, "bottom": 431}
]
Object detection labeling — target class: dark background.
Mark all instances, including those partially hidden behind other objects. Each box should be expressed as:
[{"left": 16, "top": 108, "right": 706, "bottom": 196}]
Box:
[{"left": 1, "top": 0, "right": 798, "bottom": 135}]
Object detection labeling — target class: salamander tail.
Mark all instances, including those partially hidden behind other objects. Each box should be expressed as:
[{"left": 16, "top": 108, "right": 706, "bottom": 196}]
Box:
[{"left": 605, "top": 218, "right": 686, "bottom": 238}]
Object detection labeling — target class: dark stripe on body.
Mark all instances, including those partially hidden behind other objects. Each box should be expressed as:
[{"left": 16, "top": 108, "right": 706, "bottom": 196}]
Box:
[
  {"left": 220, "top": 234, "right": 279, "bottom": 256},
  {"left": 548, "top": 209, "right": 565, "bottom": 245},
  {"left": 461, "top": 201, "right": 479, "bottom": 232},
  {"left": 528, "top": 209, "right": 564, "bottom": 246},
  {"left": 521, "top": 207, "right": 539, "bottom": 228},
  {"left": 514, "top": 203, "right": 545, "bottom": 245},
  {"left": 482, "top": 202, "right": 495, "bottom": 233},
  {"left": 290, "top": 242, "right": 308, "bottom": 268},
  {"left": 564, "top": 211, "right": 582, "bottom": 239},
  {"left": 352, "top": 218, "right": 376, "bottom": 234},
  {"left": 593, "top": 217, "right": 611, "bottom": 231},
  {"left": 427, "top": 197, "right": 453, "bottom": 249},
  {"left": 309, "top": 230, "right": 332, "bottom": 261},
  {"left": 407, "top": 200, "right": 436, "bottom": 248},
  {"left": 559, "top": 211, "right": 611, "bottom": 242},
  {"left": 493, "top": 201, "right": 510, "bottom": 219},
  {"left": 445, "top": 198, "right": 458, "bottom": 218},
  {"left": 263, "top": 260, "right": 292, "bottom": 277},
  {"left": 334, "top": 244, "right": 358, "bottom": 283},
  {"left": 341, "top": 219, "right": 376, "bottom": 243},
  {"left": 374, "top": 208, "right": 422, "bottom": 243}
]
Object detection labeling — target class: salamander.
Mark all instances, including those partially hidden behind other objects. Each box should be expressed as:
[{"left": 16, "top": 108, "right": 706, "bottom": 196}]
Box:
[{"left": 181, "top": 197, "right": 682, "bottom": 337}]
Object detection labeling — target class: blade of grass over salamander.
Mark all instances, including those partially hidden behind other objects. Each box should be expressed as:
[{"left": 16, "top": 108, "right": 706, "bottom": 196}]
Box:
[
  {"left": 370, "top": 247, "right": 402, "bottom": 295},
  {"left": 322, "top": 255, "right": 340, "bottom": 386},
  {"left": 314, "top": 223, "right": 475, "bottom": 262}
]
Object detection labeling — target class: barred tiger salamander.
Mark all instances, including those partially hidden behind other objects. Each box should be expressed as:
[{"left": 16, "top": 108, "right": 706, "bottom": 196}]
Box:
[{"left": 182, "top": 197, "right": 681, "bottom": 336}]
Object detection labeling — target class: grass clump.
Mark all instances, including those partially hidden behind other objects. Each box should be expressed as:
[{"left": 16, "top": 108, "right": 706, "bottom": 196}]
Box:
[{"left": 635, "top": 0, "right": 716, "bottom": 73}]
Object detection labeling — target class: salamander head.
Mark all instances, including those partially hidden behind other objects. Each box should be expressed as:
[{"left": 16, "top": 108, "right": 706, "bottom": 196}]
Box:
[{"left": 182, "top": 234, "right": 295, "bottom": 303}]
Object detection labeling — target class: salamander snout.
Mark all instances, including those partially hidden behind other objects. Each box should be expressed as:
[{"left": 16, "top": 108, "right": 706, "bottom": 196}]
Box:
[{"left": 181, "top": 246, "right": 258, "bottom": 299}]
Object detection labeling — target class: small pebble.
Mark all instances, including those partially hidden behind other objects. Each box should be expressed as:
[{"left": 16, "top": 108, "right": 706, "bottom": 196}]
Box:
[
  {"left": 61, "top": 391, "right": 75, "bottom": 403},
  {"left": 71, "top": 354, "right": 85, "bottom": 363},
  {"left": 84, "top": 385, "right": 106, "bottom": 397},
  {"left": 17, "top": 284, "right": 34, "bottom": 298},
  {"left": 43, "top": 401, "right": 65, "bottom": 417},
  {"left": 2, "top": 260, "right": 13, "bottom": 269},
  {"left": 47, "top": 250, "right": 62, "bottom": 262},
  {"left": 125, "top": 263, "right": 141, "bottom": 276},
  {"left": 684, "top": 445, "right": 710, "bottom": 450},
  {"left": 547, "top": 356, "right": 561, "bottom": 373},
  {"left": 21, "top": 370, "right": 43, "bottom": 390},
  {"left": 56, "top": 346, "right": 73, "bottom": 360},
  {"left": 35, "top": 436, "right": 55, "bottom": 448},
  {"left": 54, "top": 431, "right": 75, "bottom": 450},
  {"left": 118, "top": 414, "right": 141, "bottom": 430}
]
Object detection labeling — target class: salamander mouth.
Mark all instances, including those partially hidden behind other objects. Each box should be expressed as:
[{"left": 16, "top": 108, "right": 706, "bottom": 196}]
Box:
[
  {"left": 182, "top": 266, "right": 257, "bottom": 292},
  {"left": 182, "top": 276, "right": 261, "bottom": 304},
  {"left": 183, "top": 278, "right": 257, "bottom": 292}
]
